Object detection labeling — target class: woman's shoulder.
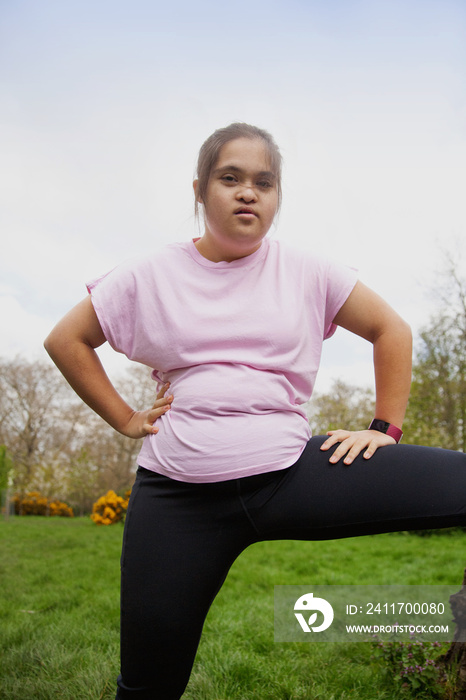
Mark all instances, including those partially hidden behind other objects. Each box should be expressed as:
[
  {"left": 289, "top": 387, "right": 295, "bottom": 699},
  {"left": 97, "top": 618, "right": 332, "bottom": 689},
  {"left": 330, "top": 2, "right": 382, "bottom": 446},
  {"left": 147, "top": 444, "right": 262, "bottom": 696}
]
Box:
[
  {"left": 268, "top": 238, "right": 358, "bottom": 289},
  {"left": 268, "top": 238, "right": 335, "bottom": 271},
  {"left": 108, "top": 240, "right": 192, "bottom": 274},
  {"left": 87, "top": 240, "right": 193, "bottom": 294}
]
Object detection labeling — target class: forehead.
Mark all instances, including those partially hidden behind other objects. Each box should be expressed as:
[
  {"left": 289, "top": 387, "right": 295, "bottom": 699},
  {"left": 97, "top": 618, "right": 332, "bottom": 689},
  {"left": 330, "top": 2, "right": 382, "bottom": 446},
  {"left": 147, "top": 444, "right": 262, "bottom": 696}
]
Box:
[{"left": 214, "top": 137, "right": 273, "bottom": 173}]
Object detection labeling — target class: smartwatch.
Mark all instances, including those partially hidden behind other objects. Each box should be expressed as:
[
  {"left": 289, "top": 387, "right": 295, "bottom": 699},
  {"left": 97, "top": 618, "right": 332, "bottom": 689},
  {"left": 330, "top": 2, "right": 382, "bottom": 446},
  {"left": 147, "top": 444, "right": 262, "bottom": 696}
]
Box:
[{"left": 369, "top": 419, "right": 403, "bottom": 443}]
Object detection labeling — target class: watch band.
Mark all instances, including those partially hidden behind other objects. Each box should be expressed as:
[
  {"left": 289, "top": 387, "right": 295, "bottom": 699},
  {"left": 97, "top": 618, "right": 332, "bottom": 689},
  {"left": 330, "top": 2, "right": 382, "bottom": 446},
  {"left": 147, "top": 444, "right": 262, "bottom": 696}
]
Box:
[{"left": 369, "top": 419, "right": 403, "bottom": 443}]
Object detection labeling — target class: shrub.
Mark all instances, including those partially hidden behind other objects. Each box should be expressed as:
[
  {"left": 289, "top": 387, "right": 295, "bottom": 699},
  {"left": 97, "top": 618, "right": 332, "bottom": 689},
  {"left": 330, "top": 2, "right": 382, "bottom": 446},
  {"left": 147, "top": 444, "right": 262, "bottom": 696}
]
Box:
[
  {"left": 13, "top": 492, "right": 74, "bottom": 517},
  {"left": 371, "top": 633, "right": 455, "bottom": 698},
  {"left": 49, "top": 500, "right": 74, "bottom": 517},
  {"left": 13, "top": 491, "right": 48, "bottom": 515},
  {"left": 90, "top": 490, "right": 130, "bottom": 525}
]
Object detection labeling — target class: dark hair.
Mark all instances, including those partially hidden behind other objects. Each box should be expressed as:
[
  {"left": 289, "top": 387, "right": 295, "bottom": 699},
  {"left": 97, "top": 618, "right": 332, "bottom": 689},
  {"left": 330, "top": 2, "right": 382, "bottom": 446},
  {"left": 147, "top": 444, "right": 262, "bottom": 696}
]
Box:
[{"left": 194, "top": 122, "right": 282, "bottom": 218}]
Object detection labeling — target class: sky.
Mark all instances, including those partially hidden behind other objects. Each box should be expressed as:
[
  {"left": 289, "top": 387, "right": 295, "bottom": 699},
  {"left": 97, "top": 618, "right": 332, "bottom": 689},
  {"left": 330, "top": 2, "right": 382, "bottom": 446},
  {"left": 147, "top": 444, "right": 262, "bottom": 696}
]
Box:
[{"left": 1, "top": 0, "right": 465, "bottom": 395}]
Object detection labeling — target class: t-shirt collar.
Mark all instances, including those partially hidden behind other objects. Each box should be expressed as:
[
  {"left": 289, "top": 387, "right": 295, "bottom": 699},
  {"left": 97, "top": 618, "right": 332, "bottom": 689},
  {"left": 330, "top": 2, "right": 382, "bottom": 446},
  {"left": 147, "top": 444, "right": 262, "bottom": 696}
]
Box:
[{"left": 188, "top": 238, "right": 269, "bottom": 269}]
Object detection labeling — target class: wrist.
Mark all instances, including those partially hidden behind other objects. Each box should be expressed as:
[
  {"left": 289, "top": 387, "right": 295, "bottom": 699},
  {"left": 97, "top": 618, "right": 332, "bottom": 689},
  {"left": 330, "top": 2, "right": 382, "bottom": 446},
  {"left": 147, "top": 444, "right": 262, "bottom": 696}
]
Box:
[{"left": 368, "top": 418, "right": 403, "bottom": 443}]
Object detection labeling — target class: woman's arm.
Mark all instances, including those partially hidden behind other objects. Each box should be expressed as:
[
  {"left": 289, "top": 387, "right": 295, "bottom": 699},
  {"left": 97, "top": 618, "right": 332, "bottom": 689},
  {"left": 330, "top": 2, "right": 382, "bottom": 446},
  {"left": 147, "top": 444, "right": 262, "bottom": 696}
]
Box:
[
  {"left": 320, "top": 280, "right": 412, "bottom": 464},
  {"left": 44, "top": 295, "right": 172, "bottom": 438}
]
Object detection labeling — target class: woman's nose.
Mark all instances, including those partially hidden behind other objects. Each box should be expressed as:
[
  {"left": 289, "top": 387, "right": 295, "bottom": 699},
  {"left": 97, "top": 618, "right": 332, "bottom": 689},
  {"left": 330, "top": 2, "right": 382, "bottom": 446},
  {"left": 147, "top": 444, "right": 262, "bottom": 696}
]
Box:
[{"left": 236, "top": 185, "right": 257, "bottom": 202}]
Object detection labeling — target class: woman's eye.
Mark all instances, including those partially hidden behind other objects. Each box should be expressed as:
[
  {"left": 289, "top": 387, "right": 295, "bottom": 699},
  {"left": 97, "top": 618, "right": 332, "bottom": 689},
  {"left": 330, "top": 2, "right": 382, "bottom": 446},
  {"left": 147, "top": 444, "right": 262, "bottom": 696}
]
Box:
[
  {"left": 221, "top": 175, "right": 237, "bottom": 183},
  {"left": 258, "top": 181, "right": 272, "bottom": 189}
]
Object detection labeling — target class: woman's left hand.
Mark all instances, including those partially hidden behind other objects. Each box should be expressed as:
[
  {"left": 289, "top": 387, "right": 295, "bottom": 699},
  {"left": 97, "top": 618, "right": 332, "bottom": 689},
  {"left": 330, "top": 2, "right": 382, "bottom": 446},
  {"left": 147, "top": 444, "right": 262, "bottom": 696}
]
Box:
[{"left": 320, "top": 429, "right": 396, "bottom": 465}]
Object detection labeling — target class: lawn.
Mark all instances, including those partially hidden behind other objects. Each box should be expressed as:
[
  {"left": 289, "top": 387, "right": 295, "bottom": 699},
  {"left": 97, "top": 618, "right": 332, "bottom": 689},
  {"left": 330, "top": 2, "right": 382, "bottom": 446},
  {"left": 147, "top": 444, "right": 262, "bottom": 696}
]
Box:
[{"left": 1, "top": 517, "right": 465, "bottom": 699}]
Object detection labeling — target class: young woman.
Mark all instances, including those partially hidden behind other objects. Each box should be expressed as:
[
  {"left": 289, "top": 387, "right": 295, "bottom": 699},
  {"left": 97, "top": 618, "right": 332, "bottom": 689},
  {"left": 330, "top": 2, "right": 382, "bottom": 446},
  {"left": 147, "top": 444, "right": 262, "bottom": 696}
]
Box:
[{"left": 44, "top": 123, "right": 466, "bottom": 700}]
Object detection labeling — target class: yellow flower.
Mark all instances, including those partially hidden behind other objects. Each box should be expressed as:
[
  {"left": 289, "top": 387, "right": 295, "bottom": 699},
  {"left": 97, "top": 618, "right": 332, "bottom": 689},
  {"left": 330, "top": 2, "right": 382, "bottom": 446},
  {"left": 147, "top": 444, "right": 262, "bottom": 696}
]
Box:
[{"left": 91, "top": 489, "right": 130, "bottom": 525}]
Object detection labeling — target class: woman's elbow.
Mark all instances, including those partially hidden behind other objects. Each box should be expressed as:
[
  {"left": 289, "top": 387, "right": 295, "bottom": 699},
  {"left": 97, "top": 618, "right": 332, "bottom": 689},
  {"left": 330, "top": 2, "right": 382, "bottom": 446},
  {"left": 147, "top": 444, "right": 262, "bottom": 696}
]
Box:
[
  {"left": 374, "top": 313, "right": 412, "bottom": 353},
  {"left": 44, "top": 296, "right": 105, "bottom": 361},
  {"left": 398, "top": 317, "right": 413, "bottom": 349},
  {"left": 44, "top": 326, "right": 67, "bottom": 362},
  {"left": 383, "top": 315, "right": 413, "bottom": 360}
]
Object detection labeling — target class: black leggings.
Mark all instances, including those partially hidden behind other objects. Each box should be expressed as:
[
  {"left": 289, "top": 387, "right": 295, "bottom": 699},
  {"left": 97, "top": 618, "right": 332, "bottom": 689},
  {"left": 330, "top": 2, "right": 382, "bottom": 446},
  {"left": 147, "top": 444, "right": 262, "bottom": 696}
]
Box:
[{"left": 116, "top": 437, "right": 466, "bottom": 699}]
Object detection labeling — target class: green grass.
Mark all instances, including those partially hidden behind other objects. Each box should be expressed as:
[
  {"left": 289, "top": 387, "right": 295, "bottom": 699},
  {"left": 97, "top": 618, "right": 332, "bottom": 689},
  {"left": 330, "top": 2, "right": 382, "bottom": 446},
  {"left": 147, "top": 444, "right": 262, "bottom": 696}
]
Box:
[{"left": 1, "top": 517, "right": 465, "bottom": 699}]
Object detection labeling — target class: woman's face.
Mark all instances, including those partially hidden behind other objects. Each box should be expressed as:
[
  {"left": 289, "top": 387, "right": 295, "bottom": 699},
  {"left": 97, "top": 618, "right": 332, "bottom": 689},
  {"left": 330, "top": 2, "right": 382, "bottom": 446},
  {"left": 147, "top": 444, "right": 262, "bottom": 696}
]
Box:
[{"left": 194, "top": 137, "right": 279, "bottom": 262}]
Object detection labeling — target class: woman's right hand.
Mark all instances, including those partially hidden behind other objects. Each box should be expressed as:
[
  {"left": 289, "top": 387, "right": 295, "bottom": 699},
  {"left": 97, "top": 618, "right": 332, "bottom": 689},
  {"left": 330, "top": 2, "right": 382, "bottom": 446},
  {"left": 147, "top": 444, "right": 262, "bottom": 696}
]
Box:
[{"left": 125, "top": 383, "right": 174, "bottom": 439}]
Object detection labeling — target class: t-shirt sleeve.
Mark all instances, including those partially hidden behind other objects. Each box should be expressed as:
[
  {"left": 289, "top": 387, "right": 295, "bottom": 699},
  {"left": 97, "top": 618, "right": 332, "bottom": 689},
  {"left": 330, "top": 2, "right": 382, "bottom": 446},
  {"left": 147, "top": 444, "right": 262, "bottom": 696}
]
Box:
[
  {"left": 86, "top": 259, "right": 143, "bottom": 360},
  {"left": 323, "top": 259, "right": 358, "bottom": 340}
]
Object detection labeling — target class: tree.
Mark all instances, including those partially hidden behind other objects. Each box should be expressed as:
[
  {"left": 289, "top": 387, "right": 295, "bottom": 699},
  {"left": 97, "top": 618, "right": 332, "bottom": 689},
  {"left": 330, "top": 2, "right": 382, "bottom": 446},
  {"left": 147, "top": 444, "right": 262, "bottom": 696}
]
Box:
[
  {"left": 306, "top": 379, "right": 375, "bottom": 435},
  {"left": 65, "top": 448, "right": 102, "bottom": 516},
  {"left": 0, "top": 356, "right": 158, "bottom": 510},
  {"left": 0, "top": 445, "right": 12, "bottom": 492},
  {"left": 0, "top": 357, "right": 87, "bottom": 493},
  {"left": 0, "top": 445, "right": 13, "bottom": 519},
  {"left": 75, "top": 362, "right": 159, "bottom": 497},
  {"left": 403, "top": 255, "right": 466, "bottom": 451}
]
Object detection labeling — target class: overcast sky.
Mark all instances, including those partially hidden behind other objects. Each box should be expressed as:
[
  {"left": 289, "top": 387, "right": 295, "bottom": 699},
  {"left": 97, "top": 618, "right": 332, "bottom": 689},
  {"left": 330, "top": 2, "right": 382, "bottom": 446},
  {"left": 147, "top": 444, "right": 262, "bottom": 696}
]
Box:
[{"left": 1, "top": 0, "right": 465, "bottom": 394}]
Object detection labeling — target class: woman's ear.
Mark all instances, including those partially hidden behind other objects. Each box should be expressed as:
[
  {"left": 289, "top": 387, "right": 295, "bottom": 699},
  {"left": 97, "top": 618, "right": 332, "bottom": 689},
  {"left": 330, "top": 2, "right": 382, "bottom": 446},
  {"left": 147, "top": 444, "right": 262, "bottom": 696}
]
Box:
[{"left": 193, "top": 179, "right": 202, "bottom": 203}]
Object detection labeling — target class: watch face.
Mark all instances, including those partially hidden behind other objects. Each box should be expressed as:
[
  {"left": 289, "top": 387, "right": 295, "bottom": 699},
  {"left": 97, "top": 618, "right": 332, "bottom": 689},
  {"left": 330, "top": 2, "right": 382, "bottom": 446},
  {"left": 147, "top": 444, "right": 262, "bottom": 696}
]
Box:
[{"left": 370, "top": 419, "right": 390, "bottom": 433}]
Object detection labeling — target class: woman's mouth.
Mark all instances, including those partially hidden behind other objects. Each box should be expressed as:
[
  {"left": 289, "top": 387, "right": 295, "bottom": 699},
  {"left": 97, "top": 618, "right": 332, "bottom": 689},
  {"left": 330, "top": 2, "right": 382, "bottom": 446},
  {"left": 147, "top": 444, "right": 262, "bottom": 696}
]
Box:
[{"left": 234, "top": 207, "right": 257, "bottom": 218}]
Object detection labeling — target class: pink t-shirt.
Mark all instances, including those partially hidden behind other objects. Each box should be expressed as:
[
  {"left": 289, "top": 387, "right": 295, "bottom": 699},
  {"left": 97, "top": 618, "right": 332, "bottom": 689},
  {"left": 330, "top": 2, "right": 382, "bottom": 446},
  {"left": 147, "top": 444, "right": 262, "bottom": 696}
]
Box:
[{"left": 87, "top": 238, "right": 357, "bottom": 483}]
